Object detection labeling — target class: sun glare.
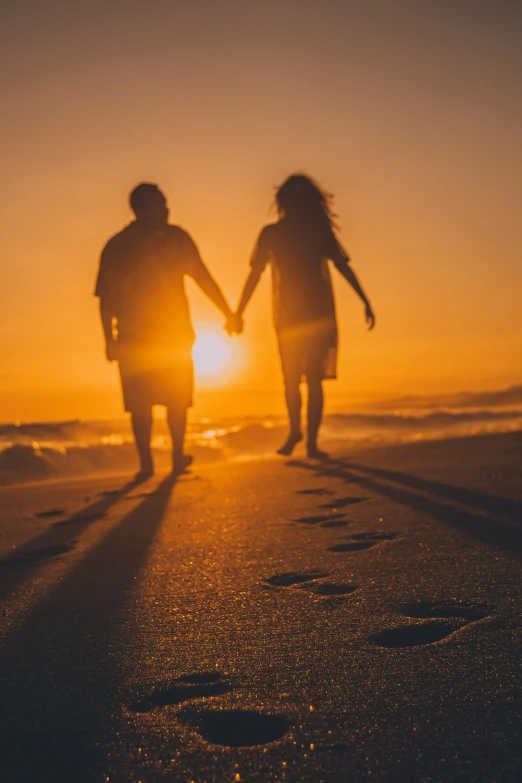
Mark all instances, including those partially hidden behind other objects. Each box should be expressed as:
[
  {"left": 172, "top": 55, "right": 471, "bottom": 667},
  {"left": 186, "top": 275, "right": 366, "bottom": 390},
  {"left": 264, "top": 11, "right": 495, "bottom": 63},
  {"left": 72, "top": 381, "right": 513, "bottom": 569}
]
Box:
[{"left": 193, "top": 331, "right": 232, "bottom": 377}]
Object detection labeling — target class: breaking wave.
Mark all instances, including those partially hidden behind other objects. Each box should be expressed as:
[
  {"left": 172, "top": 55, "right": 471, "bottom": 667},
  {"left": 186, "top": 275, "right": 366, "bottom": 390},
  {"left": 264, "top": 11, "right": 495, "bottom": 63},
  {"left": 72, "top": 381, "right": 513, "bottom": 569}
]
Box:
[{"left": 1, "top": 405, "right": 521, "bottom": 486}]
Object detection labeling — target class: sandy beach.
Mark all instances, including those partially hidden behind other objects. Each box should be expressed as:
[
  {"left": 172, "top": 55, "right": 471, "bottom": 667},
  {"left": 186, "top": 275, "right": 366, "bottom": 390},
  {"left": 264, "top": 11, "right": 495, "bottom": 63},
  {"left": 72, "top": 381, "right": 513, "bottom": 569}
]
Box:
[
  {"left": 3, "top": 0, "right": 522, "bottom": 779},
  {"left": 0, "top": 430, "right": 520, "bottom": 782}
]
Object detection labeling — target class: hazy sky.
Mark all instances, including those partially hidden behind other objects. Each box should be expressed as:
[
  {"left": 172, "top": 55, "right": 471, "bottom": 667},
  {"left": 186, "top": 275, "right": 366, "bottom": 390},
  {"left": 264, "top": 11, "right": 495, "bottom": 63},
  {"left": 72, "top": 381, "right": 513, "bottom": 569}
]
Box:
[{"left": 1, "top": 0, "right": 521, "bottom": 420}]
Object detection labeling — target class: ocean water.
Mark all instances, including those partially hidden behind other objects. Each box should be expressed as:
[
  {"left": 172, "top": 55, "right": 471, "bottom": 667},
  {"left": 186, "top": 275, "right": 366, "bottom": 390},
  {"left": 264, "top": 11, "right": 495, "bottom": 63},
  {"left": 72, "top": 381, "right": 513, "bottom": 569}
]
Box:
[{"left": 1, "top": 402, "right": 522, "bottom": 485}]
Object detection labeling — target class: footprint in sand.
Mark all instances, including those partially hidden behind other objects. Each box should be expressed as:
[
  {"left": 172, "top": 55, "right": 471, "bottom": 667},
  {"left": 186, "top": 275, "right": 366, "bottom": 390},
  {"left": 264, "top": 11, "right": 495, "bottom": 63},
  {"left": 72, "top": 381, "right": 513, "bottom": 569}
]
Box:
[
  {"left": 35, "top": 508, "right": 66, "bottom": 518},
  {"left": 370, "top": 599, "right": 494, "bottom": 648},
  {"left": 265, "top": 572, "right": 359, "bottom": 603},
  {"left": 320, "top": 497, "right": 370, "bottom": 510},
  {"left": 328, "top": 532, "right": 399, "bottom": 553},
  {"left": 294, "top": 513, "right": 347, "bottom": 526},
  {"left": 1, "top": 542, "right": 77, "bottom": 567},
  {"left": 182, "top": 709, "right": 289, "bottom": 747},
  {"left": 265, "top": 570, "right": 329, "bottom": 587},
  {"left": 398, "top": 599, "right": 492, "bottom": 622},
  {"left": 296, "top": 488, "right": 335, "bottom": 496},
  {"left": 370, "top": 622, "right": 465, "bottom": 648},
  {"left": 130, "top": 672, "right": 233, "bottom": 713},
  {"left": 130, "top": 673, "right": 290, "bottom": 747}
]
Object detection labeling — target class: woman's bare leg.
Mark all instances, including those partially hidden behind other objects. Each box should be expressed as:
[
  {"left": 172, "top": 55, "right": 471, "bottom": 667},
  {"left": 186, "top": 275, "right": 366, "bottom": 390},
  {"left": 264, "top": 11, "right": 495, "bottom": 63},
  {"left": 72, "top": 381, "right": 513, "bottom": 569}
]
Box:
[{"left": 277, "top": 378, "right": 303, "bottom": 455}]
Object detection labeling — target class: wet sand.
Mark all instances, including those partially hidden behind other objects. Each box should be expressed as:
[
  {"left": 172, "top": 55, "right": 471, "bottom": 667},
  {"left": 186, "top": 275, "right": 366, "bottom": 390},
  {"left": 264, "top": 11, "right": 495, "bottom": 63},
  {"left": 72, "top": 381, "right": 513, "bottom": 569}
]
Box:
[{"left": 0, "top": 430, "right": 521, "bottom": 782}]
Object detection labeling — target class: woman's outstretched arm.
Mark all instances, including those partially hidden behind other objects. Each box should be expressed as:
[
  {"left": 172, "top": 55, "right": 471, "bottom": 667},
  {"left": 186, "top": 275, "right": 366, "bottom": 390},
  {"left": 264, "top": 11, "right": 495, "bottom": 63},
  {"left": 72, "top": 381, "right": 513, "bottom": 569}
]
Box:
[
  {"left": 335, "top": 264, "right": 376, "bottom": 330},
  {"left": 237, "top": 226, "right": 271, "bottom": 318},
  {"left": 236, "top": 266, "right": 264, "bottom": 318}
]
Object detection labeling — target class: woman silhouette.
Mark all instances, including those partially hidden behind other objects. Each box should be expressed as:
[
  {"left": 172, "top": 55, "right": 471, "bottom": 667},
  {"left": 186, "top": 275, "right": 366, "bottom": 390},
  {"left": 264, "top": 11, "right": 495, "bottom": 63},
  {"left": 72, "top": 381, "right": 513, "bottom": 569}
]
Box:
[{"left": 236, "top": 174, "right": 375, "bottom": 458}]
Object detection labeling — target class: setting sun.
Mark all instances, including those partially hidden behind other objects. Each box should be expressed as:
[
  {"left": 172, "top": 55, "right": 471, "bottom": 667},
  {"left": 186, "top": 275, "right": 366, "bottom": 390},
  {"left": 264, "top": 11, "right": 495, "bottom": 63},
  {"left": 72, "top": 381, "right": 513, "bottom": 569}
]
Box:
[{"left": 193, "top": 331, "right": 232, "bottom": 377}]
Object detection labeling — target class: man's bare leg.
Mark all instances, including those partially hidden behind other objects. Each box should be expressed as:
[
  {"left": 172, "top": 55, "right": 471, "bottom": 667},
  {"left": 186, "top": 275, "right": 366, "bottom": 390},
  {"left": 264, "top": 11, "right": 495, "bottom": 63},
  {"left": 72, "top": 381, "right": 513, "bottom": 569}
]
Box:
[
  {"left": 131, "top": 407, "right": 154, "bottom": 477},
  {"left": 167, "top": 405, "right": 192, "bottom": 475}
]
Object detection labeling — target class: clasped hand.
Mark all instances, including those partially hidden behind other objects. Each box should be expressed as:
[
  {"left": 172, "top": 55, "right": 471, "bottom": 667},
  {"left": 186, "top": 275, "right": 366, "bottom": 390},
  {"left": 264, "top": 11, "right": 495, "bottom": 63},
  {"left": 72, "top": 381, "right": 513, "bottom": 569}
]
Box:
[{"left": 225, "top": 312, "right": 244, "bottom": 335}]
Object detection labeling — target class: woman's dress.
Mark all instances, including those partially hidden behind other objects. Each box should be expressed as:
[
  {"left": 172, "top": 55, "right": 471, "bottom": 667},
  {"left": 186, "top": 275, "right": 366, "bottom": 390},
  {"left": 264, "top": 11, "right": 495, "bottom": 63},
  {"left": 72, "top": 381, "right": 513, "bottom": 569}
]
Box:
[{"left": 249, "top": 219, "right": 351, "bottom": 382}]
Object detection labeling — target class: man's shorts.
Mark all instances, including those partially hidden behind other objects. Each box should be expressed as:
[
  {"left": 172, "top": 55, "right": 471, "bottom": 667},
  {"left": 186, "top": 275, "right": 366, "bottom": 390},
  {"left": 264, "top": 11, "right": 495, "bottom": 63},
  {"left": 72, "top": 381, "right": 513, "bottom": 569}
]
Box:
[{"left": 117, "top": 341, "right": 194, "bottom": 412}]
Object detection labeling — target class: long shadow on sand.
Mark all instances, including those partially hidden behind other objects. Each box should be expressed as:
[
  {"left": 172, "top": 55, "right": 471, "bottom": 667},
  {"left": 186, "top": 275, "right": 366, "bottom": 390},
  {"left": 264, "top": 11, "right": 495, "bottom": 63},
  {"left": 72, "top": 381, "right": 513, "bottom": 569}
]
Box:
[
  {"left": 0, "top": 478, "right": 142, "bottom": 602},
  {"left": 289, "top": 460, "right": 522, "bottom": 559},
  {"left": 130, "top": 672, "right": 233, "bottom": 713},
  {"left": 342, "top": 462, "right": 522, "bottom": 523},
  {"left": 0, "top": 474, "right": 175, "bottom": 783}
]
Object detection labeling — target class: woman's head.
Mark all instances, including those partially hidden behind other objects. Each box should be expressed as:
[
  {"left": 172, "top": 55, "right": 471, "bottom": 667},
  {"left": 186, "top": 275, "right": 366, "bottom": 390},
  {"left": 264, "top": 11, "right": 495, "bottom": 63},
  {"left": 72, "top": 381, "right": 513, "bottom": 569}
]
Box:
[{"left": 275, "top": 174, "right": 337, "bottom": 234}]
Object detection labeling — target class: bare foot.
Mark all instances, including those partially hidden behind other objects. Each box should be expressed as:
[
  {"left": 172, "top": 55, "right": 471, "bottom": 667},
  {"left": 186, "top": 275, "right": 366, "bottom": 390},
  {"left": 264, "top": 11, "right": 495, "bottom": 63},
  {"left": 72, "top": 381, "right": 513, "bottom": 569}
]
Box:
[
  {"left": 172, "top": 454, "right": 194, "bottom": 476},
  {"left": 277, "top": 433, "right": 303, "bottom": 456},
  {"left": 307, "top": 446, "right": 329, "bottom": 460},
  {"left": 134, "top": 468, "right": 154, "bottom": 482}
]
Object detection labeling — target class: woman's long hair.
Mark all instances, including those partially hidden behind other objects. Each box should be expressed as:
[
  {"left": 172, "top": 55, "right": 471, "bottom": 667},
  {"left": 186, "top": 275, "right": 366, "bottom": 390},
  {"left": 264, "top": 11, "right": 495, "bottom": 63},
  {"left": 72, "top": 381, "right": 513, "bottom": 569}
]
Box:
[{"left": 275, "top": 174, "right": 338, "bottom": 244}]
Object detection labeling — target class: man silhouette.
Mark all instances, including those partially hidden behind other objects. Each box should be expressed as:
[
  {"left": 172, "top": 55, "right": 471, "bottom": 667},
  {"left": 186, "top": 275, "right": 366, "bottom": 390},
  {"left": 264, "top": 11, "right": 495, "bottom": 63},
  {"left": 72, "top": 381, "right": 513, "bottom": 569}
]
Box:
[{"left": 95, "top": 183, "right": 240, "bottom": 478}]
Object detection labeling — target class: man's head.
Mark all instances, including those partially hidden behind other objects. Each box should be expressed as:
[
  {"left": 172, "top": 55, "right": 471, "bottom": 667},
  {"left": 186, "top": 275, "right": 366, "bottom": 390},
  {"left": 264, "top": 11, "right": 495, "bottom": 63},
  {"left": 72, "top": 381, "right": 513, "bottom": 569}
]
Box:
[{"left": 129, "top": 183, "right": 168, "bottom": 226}]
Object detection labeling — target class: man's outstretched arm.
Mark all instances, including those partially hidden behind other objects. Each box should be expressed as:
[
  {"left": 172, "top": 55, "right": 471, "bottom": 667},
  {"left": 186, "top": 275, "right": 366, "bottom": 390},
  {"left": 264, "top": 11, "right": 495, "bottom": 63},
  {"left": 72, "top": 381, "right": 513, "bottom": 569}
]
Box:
[{"left": 190, "top": 263, "right": 242, "bottom": 333}]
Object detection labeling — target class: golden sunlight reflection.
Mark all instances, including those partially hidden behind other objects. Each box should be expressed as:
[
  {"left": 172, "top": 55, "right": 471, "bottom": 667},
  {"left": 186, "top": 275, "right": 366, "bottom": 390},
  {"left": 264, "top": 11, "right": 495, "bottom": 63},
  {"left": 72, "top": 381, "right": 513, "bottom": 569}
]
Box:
[{"left": 192, "top": 328, "right": 242, "bottom": 385}]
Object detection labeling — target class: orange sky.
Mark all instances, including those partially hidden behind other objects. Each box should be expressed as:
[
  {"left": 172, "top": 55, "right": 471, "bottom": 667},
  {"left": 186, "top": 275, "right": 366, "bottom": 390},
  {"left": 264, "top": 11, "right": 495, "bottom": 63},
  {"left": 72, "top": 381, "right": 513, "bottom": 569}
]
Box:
[{"left": 1, "top": 0, "right": 521, "bottom": 421}]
